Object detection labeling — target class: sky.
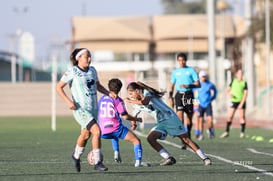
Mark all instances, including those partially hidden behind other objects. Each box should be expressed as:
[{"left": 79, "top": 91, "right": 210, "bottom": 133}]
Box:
[
  {"left": 1, "top": 0, "right": 244, "bottom": 61},
  {"left": 0, "top": 0, "right": 163, "bottom": 60}
]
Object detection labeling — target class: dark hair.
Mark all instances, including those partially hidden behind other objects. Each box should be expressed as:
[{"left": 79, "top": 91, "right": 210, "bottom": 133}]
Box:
[
  {"left": 127, "top": 81, "right": 165, "bottom": 98},
  {"left": 108, "top": 78, "right": 122, "bottom": 94},
  {"left": 70, "top": 48, "right": 91, "bottom": 66},
  {"left": 177, "top": 52, "right": 187, "bottom": 61}
]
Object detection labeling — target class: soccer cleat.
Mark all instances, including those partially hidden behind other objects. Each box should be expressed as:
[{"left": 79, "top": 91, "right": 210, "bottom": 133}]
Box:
[
  {"left": 181, "top": 142, "right": 187, "bottom": 150},
  {"left": 198, "top": 134, "right": 204, "bottom": 141},
  {"left": 94, "top": 161, "right": 108, "bottom": 171},
  {"left": 207, "top": 129, "right": 215, "bottom": 139},
  {"left": 240, "top": 132, "right": 245, "bottom": 138},
  {"left": 203, "top": 158, "right": 212, "bottom": 165},
  {"left": 220, "top": 132, "right": 229, "bottom": 138},
  {"left": 135, "top": 161, "right": 151, "bottom": 167},
  {"left": 114, "top": 157, "right": 122, "bottom": 163},
  {"left": 71, "top": 154, "right": 81, "bottom": 172},
  {"left": 160, "top": 156, "right": 176, "bottom": 166}
]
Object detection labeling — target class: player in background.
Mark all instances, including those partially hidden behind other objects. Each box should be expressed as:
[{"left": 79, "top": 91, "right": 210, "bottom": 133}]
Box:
[
  {"left": 194, "top": 70, "right": 217, "bottom": 140},
  {"left": 56, "top": 48, "right": 113, "bottom": 172},
  {"left": 169, "top": 52, "right": 200, "bottom": 141},
  {"left": 125, "top": 81, "right": 212, "bottom": 166},
  {"left": 220, "top": 69, "right": 248, "bottom": 138},
  {"left": 98, "top": 78, "right": 147, "bottom": 167}
]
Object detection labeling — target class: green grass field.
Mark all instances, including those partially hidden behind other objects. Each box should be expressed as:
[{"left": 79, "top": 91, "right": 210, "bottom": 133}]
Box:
[{"left": 0, "top": 117, "right": 273, "bottom": 181}]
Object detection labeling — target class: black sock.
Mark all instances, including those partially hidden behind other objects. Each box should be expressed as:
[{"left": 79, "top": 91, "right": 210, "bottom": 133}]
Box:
[
  {"left": 187, "top": 124, "right": 192, "bottom": 139},
  {"left": 226, "top": 122, "right": 232, "bottom": 132},
  {"left": 241, "top": 123, "right": 246, "bottom": 133}
]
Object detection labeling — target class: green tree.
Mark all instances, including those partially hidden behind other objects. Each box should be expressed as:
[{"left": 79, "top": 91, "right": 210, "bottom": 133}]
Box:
[
  {"left": 161, "top": 0, "right": 206, "bottom": 14},
  {"left": 252, "top": 0, "right": 273, "bottom": 47}
]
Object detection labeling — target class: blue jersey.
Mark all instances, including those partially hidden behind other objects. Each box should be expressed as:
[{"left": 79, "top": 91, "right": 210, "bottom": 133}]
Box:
[
  {"left": 170, "top": 66, "right": 199, "bottom": 92},
  {"left": 195, "top": 80, "right": 217, "bottom": 108}
]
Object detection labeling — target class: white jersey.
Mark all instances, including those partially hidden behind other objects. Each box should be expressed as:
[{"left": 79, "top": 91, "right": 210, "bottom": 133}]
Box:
[
  {"left": 132, "top": 90, "right": 176, "bottom": 122},
  {"left": 61, "top": 65, "right": 98, "bottom": 112}
]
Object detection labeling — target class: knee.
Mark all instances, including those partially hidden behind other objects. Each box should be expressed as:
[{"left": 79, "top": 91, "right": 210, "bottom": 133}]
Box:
[{"left": 81, "top": 130, "right": 91, "bottom": 140}]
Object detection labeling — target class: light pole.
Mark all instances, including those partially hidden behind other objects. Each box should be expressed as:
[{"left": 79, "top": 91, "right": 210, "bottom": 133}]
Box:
[
  {"left": 13, "top": 6, "right": 28, "bottom": 82},
  {"left": 217, "top": 0, "right": 229, "bottom": 90}
]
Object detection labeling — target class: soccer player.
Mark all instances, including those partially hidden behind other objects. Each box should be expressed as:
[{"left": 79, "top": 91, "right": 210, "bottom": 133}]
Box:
[
  {"left": 169, "top": 52, "right": 200, "bottom": 140},
  {"left": 97, "top": 78, "right": 145, "bottom": 167},
  {"left": 125, "top": 81, "right": 212, "bottom": 166},
  {"left": 194, "top": 70, "right": 217, "bottom": 140},
  {"left": 220, "top": 69, "right": 248, "bottom": 138},
  {"left": 56, "top": 48, "right": 113, "bottom": 172}
]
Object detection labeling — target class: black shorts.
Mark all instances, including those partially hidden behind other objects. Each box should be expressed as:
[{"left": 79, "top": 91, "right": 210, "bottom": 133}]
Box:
[
  {"left": 174, "top": 91, "right": 194, "bottom": 115},
  {"left": 231, "top": 102, "right": 246, "bottom": 109}
]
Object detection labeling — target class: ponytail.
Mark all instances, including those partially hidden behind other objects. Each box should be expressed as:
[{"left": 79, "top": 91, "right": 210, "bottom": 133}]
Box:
[{"left": 127, "top": 81, "right": 165, "bottom": 98}]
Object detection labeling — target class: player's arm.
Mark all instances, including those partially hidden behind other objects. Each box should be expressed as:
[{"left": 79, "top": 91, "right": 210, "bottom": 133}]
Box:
[
  {"left": 180, "top": 80, "right": 200, "bottom": 89},
  {"left": 125, "top": 95, "right": 151, "bottom": 106},
  {"left": 96, "top": 81, "right": 116, "bottom": 98},
  {"left": 121, "top": 112, "right": 142, "bottom": 131},
  {"left": 239, "top": 82, "right": 248, "bottom": 108},
  {"left": 56, "top": 81, "right": 76, "bottom": 110},
  {"left": 121, "top": 113, "right": 142, "bottom": 123},
  {"left": 168, "top": 83, "right": 175, "bottom": 108}
]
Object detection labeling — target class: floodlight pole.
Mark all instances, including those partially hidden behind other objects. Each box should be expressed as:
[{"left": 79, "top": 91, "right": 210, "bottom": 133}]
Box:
[
  {"left": 265, "top": 0, "right": 272, "bottom": 116},
  {"left": 51, "top": 55, "right": 57, "bottom": 131}
]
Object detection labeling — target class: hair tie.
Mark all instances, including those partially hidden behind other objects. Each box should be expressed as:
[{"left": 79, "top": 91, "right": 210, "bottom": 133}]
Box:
[{"left": 75, "top": 49, "right": 88, "bottom": 60}]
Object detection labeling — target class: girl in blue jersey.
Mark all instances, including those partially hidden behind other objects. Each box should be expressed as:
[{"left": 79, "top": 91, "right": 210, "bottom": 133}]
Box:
[
  {"left": 125, "top": 81, "right": 212, "bottom": 166},
  {"left": 56, "top": 48, "right": 114, "bottom": 172}
]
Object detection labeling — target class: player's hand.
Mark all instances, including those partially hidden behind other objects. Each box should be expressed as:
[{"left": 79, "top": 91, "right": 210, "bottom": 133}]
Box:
[
  {"left": 130, "top": 121, "right": 137, "bottom": 130},
  {"left": 168, "top": 97, "right": 174, "bottom": 109},
  {"left": 135, "top": 117, "right": 143, "bottom": 123},
  {"left": 180, "top": 84, "right": 187, "bottom": 88},
  {"left": 109, "top": 91, "right": 117, "bottom": 99},
  {"left": 67, "top": 100, "right": 77, "bottom": 110}
]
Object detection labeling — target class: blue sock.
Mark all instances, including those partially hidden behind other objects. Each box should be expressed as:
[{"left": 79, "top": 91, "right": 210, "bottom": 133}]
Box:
[
  {"left": 195, "top": 129, "right": 201, "bottom": 136},
  {"left": 134, "top": 144, "right": 142, "bottom": 161},
  {"left": 209, "top": 128, "right": 215, "bottom": 136},
  {"left": 111, "top": 138, "right": 119, "bottom": 152}
]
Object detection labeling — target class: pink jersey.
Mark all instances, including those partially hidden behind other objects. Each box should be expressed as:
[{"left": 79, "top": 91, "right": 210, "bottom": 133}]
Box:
[{"left": 98, "top": 95, "right": 127, "bottom": 134}]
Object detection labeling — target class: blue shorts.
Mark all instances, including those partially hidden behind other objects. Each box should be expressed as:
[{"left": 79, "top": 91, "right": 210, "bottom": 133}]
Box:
[
  {"left": 101, "top": 124, "right": 129, "bottom": 140},
  {"left": 151, "top": 115, "right": 187, "bottom": 140},
  {"left": 198, "top": 104, "right": 213, "bottom": 117}
]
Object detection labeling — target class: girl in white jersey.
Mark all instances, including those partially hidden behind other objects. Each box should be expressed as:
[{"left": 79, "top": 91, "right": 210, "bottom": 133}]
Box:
[
  {"left": 125, "top": 81, "right": 212, "bottom": 166},
  {"left": 56, "top": 48, "right": 114, "bottom": 172}
]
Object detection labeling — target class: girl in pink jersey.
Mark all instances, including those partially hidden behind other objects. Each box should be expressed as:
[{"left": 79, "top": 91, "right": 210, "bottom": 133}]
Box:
[{"left": 98, "top": 78, "right": 147, "bottom": 167}]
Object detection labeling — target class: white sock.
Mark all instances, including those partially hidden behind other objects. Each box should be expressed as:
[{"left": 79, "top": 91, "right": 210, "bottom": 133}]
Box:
[
  {"left": 196, "top": 149, "right": 207, "bottom": 160},
  {"left": 135, "top": 160, "right": 141, "bottom": 167},
  {"left": 114, "top": 151, "right": 119, "bottom": 159},
  {"left": 93, "top": 149, "right": 101, "bottom": 164},
  {"left": 74, "top": 145, "right": 85, "bottom": 159},
  {"left": 159, "top": 148, "right": 171, "bottom": 159}
]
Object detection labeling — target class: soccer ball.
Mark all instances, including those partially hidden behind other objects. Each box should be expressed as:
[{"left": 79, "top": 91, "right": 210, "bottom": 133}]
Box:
[{"left": 87, "top": 150, "right": 103, "bottom": 165}]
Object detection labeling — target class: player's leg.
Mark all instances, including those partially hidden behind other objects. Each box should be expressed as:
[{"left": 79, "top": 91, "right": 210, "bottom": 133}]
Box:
[
  {"left": 238, "top": 104, "right": 246, "bottom": 138},
  {"left": 111, "top": 138, "right": 122, "bottom": 163},
  {"left": 89, "top": 122, "right": 108, "bottom": 171},
  {"left": 179, "top": 134, "right": 212, "bottom": 165},
  {"left": 205, "top": 104, "right": 215, "bottom": 138},
  {"left": 220, "top": 103, "right": 237, "bottom": 138},
  {"left": 147, "top": 129, "right": 176, "bottom": 166},
  {"left": 123, "top": 129, "right": 143, "bottom": 167}
]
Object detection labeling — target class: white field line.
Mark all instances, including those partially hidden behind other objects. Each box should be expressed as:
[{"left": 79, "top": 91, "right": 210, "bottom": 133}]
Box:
[
  {"left": 134, "top": 131, "right": 273, "bottom": 177},
  {"left": 247, "top": 148, "right": 273, "bottom": 157}
]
